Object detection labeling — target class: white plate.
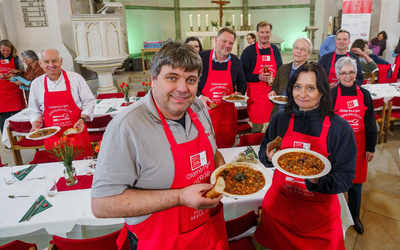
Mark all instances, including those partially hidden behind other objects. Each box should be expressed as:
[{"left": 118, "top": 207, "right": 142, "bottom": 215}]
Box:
[
  {"left": 210, "top": 162, "right": 270, "bottom": 199},
  {"left": 26, "top": 127, "right": 61, "bottom": 140},
  {"left": 222, "top": 95, "right": 249, "bottom": 103},
  {"left": 271, "top": 148, "right": 331, "bottom": 179},
  {"left": 269, "top": 95, "right": 288, "bottom": 105}
]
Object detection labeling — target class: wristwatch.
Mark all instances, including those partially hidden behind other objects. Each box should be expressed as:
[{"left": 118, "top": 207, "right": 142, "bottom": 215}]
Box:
[{"left": 79, "top": 117, "right": 86, "bottom": 123}]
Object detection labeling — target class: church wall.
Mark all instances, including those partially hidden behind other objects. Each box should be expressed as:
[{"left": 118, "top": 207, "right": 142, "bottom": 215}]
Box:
[{"left": 378, "top": 0, "right": 400, "bottom": 63}]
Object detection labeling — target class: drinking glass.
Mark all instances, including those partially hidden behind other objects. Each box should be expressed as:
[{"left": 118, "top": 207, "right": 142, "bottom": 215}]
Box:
[
  {"left": 44, "top": 175, "right": 58, "bottom": 197},
  {"left": 365, "top": 79, "right": 371, "bottom": 90},
  {"left": 2, "top": 166, "right": 15, "bottom": 185},
  {"left": 84, "top": 156, "right": 94, "bottom": 176}
]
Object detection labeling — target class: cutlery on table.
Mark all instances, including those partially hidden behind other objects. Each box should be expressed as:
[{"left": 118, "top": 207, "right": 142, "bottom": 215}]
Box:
[
  {"left": 26, "top": 176, "right": 45, "bottom": 180},
  {"left": 17, "top": 165, "right": 35, "bottom": 176},
  {"left": 26, "top": 198, "right": 46, "bottom": 221},
  {"left": 8, "top": 195, "right": 30, "bottom": 198},
  {"left": 20, "top": 197, "right": 42, "bottom": 222}
]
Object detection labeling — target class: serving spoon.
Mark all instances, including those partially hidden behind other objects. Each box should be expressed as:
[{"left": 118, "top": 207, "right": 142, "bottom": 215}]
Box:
[
  {"left": 26, "top": 176, "right": 45, "bottom": 180},
  {"left": 8, "top": 195, "right": 30, "bottom": 198}
]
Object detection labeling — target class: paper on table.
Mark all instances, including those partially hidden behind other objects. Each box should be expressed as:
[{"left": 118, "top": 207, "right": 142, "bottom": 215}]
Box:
[
  {"left": 19, "top": 195, "right": 52, "bottom": 222},
  {"left": 14, "top": 164, "right": 37, "bottom": 180}
]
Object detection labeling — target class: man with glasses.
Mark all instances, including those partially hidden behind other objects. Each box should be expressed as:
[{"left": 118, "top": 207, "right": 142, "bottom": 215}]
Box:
[
  {"left": 268, "top": 37, "right": 312, "bottom": 120},
  {"left": 319, "top": 29, "right": 363, "bottom": 88}
]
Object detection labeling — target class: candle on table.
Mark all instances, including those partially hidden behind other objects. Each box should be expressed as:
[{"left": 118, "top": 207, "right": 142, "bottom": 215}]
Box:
[
  {"left": 240, "top": 14, "right": 243, "bottom": 26},
  {"left": 248, "top": 14, "right": 251, "bottom": 26},
  {"left": 232, "top": 14, "right": 235, "bottom": 26},
  {"left": 198, "top": 14, "right": 200, "bottom": 27},
  {"left": 206, "top": 14, "right": 209, "bottom": 26},
  {"left": 190, "top": 14, "right": 193, "bottom": 27}
]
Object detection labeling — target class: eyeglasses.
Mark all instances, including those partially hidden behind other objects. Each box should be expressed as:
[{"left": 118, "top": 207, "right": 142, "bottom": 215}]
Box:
[{"left": 338, "top": 71, "right": 355, "bottom": 77}]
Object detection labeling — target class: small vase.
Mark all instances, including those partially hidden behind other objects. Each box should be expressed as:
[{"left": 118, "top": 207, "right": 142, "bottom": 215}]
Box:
[
  {"left": 63, "top": 166, "right": 78, "bottom": 186},
  {"left": 124, "top": 94, "right": 130, "bottom": 105},
  {"left": 213, "top": 27, "right": 217, "bottom": 32}
]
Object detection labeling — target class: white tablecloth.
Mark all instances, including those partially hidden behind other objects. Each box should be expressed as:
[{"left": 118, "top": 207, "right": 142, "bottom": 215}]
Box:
[
  {"left": 363, "top": 83, "right": 400, "bottom": 102},
  {"left": 1, "top": 98, "right": 138, "bottom": 148}
]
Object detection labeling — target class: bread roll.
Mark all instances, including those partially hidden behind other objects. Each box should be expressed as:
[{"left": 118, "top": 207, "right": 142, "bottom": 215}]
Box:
[
  {"left": 209, "top": 102, "right": 218, "bottom": 109},
  {"left": 267, "top": 136, "right": 282, "bottom": 153},
  {"left": 205, "top": 177, "right": 225, "bottom": 198},
  {"left": 63, "top": 128, "right": 78, "bottom": 136}
]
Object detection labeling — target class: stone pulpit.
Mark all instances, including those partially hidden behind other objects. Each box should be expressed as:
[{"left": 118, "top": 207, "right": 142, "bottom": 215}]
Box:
[{"left": 71, "top": 14, "right": 128, "bottom": 94}]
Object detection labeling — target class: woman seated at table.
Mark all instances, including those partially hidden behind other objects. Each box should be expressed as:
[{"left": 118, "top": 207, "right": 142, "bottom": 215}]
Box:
[
  {"left": 254, "top": 62, "right": 357, "bottom": 249},
  {"left": 10, "top": 50, "right": 45, "bottom": 104},
  {"left": 331, "top": 57, "right": 377, "bottom": 234},
  {"left": 350, "top": 39, "right": 378, "bottom": 73}
]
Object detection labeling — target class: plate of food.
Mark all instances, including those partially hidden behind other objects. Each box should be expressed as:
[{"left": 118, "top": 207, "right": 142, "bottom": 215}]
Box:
[
  {"left": 209, "top": 162, "right": 271, "bottom": 198},
  {"left": 26, "top": 127, "right": 61, "bottom": 140},
  {"left": 222, "top": 95, "right": 249, "bottom": 103},
  {"left": 230, "top": 146, "right": 262, "bottom": 165},
  {"left": 271, "top": 148, "right": 331, "bottom": 179},
  {"left": 269, "top": 95, "right": 288, "bottom": 105}
]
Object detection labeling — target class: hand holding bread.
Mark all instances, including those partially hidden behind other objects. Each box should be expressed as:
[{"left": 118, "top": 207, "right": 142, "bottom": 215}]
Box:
[{"left": 205, "top": 177, "right": 225, "bottom": 199}]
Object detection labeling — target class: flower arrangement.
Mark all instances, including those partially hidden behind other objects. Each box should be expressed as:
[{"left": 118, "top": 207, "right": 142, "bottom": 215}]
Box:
[
  {"left": 48, "top": 136, "right": 83, "bottom": 186},
  {"left": 120, "top": 82, "right": 130, "bottom": 104},
  {"left": 225, "top": 20, "right": 232, "bottom": 26},
  {"left": 94, "top": 140, "right": 102, "bottom": 155},
  {"left": 211, "top": 20, "right": 219, "bottom": 27},
  {"left": 142, "top": 81, "right": 151, "bottom": 94}
]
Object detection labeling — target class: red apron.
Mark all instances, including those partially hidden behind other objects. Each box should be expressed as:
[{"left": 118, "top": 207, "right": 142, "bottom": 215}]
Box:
[
  {"left": 43, "top": 70, "right": 93, "bottom": 158},
  {"left": 202, "top": 50, "right": 237, "bottom": 148},
  {"left": 328, "top": 52, "right": 349, "bottom": 84},
  {"left": 247, "top": 42, "right": 277, "bottom": 123},
  {"left": 116, "top": 105, "right": 228, "bottom": 250},
  {"left": 254, "top": 116, "right": 344, "bottom": 250},
  {"left": 334, "top": 85, "right": 367, "bottom": 183},
  {"left": 0, "top": 57, "right": 25, "bottom": 112}
]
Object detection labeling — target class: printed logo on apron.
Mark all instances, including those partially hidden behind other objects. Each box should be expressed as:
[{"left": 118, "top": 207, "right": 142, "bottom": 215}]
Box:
[
  {"left": 347, "top": 99, "right": 359, "bottom": 109},
  {"left": 0, "top": 59, "right": 9, "bottom": 64},
  {"left": 190, "top": 151, "right": 208, "bottom": 171},
  {"left": 262, "top": 55, "right": 270, "bottom": 61},
  {"left": 293, "top": 141, "right": 311, "bottom": 149}
]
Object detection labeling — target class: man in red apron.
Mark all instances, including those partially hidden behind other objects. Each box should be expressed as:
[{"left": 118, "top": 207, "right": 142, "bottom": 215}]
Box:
[
  {"left": 91, "top": 41, "right": 228, "bottom": 250},
  {"left": 0, "top": 40, "right": 25, "bottom": 134},
  {"left": 331, "top": 57, "right": 377, "bottom": 234},
  {"left": 319, "top": 29, "right": 364, "bottom": 87},
  {"left": 198, "top": 27, "right": 247, "bottom": 148},
  {"left": 29, "top": 49, "right": 95, "bottom": 158},
  {"left": 241, "top": 21, "right": 283, "bottom": 132}
]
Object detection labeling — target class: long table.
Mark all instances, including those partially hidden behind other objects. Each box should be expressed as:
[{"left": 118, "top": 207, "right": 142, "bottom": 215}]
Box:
[
  {"left": 363, "top": 83, "right": 400, "bottom": 102},
  {"left": 2, "top": 98, "right": 247, "bottom": 149},
  {"left": 0, "top": 146, "right": 353, "bottom": 248}
]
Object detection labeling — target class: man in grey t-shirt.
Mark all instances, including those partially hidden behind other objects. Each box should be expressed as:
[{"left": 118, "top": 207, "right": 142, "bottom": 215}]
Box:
[{"left": 91, "top": 41, "right": 228, "bottom": 250}]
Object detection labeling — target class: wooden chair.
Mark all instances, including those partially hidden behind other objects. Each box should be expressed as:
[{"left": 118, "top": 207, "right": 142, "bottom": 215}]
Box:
[
  {"left": 377, "top": 64, "right": 397, "bottom": 84},
  {"left": 6, "top": 121, "right": 44, "bottom": 165},
  {"left": 362, "top": 71, "right": 376, "bottom": 84},
  {"left": 237, "top": 133, "right": 265, "bottom": 147},
  {"left": 385, "top": 97, "right": 400, "bottom": 142},
  {"left": 0, "top": 156, "right": 6, "bottom": 167},
  {"left": 97, "top": 93, "right": 124, "bottom": 99},
  {"left": 0, "top": 240, "right": 37, "bottom": 250},
  {"left": 48, "top": 229, "right": 129, "bottom": 250},
  {"left": 225, "top": 210, "right": 259, "bottom": 250},
  {"left": 237, "top": 108, "right": 252, "bottom": 135},
  {"left": 86, "top": 115, "right": 113, "bottom": 148},
  {"left": 372, "top": 98, "right": 387, "bottom": 144}
]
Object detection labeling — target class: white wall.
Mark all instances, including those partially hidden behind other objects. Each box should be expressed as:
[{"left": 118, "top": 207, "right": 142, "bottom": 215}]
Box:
[
  {"left": 0, "top": 0, "right": 75, "bottom": 71},
  {"left": 379, "top": 0, "right": 400, "bottom": 63}
]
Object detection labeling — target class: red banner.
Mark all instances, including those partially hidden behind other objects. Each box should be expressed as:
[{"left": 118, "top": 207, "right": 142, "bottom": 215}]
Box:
[{"left": 342, "top": 0, "right": 372, "bottom": 14}]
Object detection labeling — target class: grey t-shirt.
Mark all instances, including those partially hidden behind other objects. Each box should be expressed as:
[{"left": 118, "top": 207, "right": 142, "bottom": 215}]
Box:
[{"left": 91, "top": 91, "right": 217, "bottom": 224}]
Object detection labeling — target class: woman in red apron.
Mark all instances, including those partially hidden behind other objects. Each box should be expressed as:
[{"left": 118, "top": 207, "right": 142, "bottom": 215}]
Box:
[
  {"left": 255, "top": 62, "right": 357, "bottom": 249},
  {"left": 327, "top": 52, "right": 350, "bottom": 87},
  {"left": 43, "top": 70, "right": 93, "bottom": 159},
  {"left": 0, "top": 40, "right": 25, "bottom": 134},
  {"left": 331, "top": 57, "right": 377, "bottom": 234},
  {"left": 202, "top": 50, "right": 237, "bottom": 148},
  {"left": 117, "top": 102, "right": 228, "bottom": 250},
  {"left": 247, "top": 42, "right": 277, "bottom": 124}
]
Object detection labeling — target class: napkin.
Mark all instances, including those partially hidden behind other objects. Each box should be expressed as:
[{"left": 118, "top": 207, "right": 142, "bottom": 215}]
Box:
[
  {"left": 56, "top": 175, "right": 93, "bottom": 192},
  {"left": 19, "top": 195, "right": 52, "bottom": 222},
  {"left": 121, "top": 102, "right": 132, "bottom": 107},
  {"left": 240, "top": 101, "right": 247, "bottom": 106},
  {"left": 14, "top": 164, "right": 37, "bottom": 180},
  {"left": 371, "top": 93, "right": 377, "bottom": 97},
  {"left": 135, "top": 97, "right": 141, "bottom": 101},
  {"left": 106, "top": 107, "right": 117, "bottom": 113},
  {"left": 96, "top": 99, "right": 103, "bottom": 104}
]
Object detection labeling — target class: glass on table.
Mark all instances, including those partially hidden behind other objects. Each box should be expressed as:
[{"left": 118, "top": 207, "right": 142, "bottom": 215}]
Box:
[
  {"left": 2, "top": 166, "right": 15, "bottom": 185},
  {"left": 84, "top": 156, "right": 95, "bottom": 176},
  {"left": 44, "top": 175, "right": 58, "bottom": 197}
]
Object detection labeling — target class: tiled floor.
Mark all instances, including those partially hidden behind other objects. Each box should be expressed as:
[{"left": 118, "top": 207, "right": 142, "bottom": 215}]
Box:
[{"left": 1, "top": 51, "right": 399, "bottom": 249}]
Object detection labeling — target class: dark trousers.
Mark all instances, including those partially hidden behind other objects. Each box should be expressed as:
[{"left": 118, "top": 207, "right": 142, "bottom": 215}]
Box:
[
  {"left": 348, "top": 183, "right": 363, "bottom": 219},
  {"left": 0, "top": 111, "right": 19, "bottom": 135},
  {"left": 128, "top": 231, "right": 138, "bottom": 250}
]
